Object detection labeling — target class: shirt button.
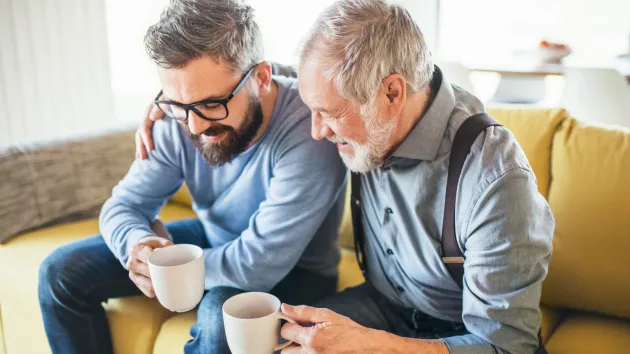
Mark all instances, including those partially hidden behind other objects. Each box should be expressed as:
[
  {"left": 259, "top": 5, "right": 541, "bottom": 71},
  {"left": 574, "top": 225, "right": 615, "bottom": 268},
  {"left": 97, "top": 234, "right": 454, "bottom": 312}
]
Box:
[
  {"left": 385, "top": 207, "right": 393, "bottom": 214},
  {"left": 397, "top": 286, "right": 405, "bottom": 293},
  {"left": 386, "top": 249, "right": 394, "bottom": 255}
]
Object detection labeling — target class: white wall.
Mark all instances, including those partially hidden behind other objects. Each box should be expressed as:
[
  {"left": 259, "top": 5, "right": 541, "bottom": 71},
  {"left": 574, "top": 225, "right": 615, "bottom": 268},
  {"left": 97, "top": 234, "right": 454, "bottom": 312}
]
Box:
[{"left": 396, "top": 0, "right": 439, "bottom": 53}]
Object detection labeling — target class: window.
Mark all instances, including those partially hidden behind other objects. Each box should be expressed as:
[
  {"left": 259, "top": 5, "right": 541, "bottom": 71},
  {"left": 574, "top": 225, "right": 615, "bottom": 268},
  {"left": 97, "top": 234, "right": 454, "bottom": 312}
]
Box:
[{"left": 438, "top": 0, "right": 630, "bottom": 65}]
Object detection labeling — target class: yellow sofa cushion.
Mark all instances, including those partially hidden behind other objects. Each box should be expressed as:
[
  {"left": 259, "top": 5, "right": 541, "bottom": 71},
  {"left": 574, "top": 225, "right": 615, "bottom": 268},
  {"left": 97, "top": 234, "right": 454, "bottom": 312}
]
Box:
[
  {"left": 171, "top": 184, "right": 193, "bottom": 208},
  {"left": 105, "top": 296, "right": 173, "bottom": 354},
  {"left": 338, "top": 181, "right": 354, "bottom": 250},
  {"left": 487, "top": 107, "right": 567, "bottom": 198},
  {"left": 337, "top": 249, "right": 364, "bottom": 291},
  {"left": 540, "top": 305, "right": 565, "bottom": 344},
  {"left": 545, "top": 313, "right": 630, "bottom": 354},
  {"left": 153, "top": 312, "right": 196, "bottom": 354},
  {"left": 0, "top": 204, "right": 196, "bottom": 354},
  {"left": 543, "top": 118, "right": 630, "bottom": 318}
]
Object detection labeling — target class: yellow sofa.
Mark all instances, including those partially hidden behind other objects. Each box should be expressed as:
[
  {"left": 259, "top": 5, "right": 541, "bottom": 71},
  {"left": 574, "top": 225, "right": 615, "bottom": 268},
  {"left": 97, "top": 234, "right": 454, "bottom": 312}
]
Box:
[{"left": 1, "top": 108, "right": 629, "bottom": 354}]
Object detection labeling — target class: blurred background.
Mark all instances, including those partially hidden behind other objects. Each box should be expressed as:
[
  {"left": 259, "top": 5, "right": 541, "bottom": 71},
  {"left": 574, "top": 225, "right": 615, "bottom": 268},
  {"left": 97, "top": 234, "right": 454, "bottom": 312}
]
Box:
[{"left": 1, "top": 0, "right": 629, "bottom": 147}]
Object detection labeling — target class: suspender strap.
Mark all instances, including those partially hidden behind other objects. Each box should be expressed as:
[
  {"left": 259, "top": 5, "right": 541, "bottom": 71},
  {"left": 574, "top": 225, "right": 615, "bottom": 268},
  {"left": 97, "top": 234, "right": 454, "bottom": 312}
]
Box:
[
  {"left": 442, "top": 113, "right": 501, "bottom": 289},
  {"left": 441, "top": 113, "right": 547, "bottom": 353},
  {"left": 351, "top": 172, "right": 367, "bottom": 274}
]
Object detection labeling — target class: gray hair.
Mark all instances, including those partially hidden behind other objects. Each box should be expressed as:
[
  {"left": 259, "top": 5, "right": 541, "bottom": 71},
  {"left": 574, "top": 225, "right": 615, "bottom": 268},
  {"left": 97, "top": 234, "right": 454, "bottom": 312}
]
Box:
[
  {"left": 299, "top": 0, "right": 434, "bottom": 104},
  {"left": 144, "top": 0, "right": 263, "bottom": 72}
]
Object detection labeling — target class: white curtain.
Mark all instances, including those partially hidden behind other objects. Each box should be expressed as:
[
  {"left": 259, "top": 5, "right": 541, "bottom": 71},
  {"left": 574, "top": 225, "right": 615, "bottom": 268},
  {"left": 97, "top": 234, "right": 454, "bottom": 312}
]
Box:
[{"left": 0, "top": 0, "right": 116, "bottom": 147}]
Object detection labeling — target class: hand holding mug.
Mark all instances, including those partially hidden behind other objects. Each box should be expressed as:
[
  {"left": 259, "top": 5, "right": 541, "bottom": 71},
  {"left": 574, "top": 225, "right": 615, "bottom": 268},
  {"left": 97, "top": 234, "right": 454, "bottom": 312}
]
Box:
[
  {"left": 126, "top": 236, "right": 174, "bottom": 298},
  {"left": 223, "top": 292, "right": 296, "bottom": 354}
]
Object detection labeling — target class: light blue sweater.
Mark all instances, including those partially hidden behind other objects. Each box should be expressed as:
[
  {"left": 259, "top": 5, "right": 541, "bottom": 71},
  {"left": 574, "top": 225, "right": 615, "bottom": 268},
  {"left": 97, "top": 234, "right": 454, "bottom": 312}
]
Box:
[{"left": 100, "top": 76, "right": 347, "bottom": 291}]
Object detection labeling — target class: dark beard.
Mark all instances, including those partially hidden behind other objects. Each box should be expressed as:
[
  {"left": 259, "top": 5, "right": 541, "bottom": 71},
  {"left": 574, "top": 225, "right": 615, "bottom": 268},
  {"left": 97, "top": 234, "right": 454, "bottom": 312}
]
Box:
[{"left": 185, "top": 96, "right": 264, "bottom": 166}]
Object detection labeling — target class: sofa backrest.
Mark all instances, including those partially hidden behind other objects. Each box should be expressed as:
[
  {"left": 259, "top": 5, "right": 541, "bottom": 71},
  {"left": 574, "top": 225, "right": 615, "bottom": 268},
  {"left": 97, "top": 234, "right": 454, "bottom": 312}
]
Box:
[
  {"left": 542, "top": 118, "right": 630, "bottom": 319},
  {"left": 0, "top": 129, "right": 136, "bottom": 244},
  {"left": 487, "top": 107, "right": 567, "bottom": 198}
]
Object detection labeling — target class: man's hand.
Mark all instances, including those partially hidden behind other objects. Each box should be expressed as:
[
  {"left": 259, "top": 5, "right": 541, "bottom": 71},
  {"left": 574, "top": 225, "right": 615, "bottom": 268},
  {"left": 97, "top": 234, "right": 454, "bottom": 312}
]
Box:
[
  {"left": 279, "top": 304, "right": 384, "bottom": 354},
  {"left": 135, "top": 96, "right": 165, "bottom": 160},
  {"left": 280, "top": 304, "right": 450, "bottom": 354},
  {"left": 125, "top": 235, "right": 173, "bottom": 298}
]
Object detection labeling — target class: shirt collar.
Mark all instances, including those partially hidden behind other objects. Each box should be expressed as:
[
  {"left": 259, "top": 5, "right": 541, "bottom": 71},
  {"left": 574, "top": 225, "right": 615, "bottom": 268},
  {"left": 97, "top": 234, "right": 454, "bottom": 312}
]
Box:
[{"left": 389, "top": 65, "right": 457, "bottom": 162}]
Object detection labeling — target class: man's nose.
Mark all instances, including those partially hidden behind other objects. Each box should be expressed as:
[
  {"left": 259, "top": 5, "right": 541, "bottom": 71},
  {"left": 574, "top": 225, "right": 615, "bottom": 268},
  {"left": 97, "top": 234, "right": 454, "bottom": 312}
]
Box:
[
  {"left": 187, "top": 110, "right": 212, "bottom": 135},
  {"left": 311, "top": 113, "right": 334, "bottom": 141}
]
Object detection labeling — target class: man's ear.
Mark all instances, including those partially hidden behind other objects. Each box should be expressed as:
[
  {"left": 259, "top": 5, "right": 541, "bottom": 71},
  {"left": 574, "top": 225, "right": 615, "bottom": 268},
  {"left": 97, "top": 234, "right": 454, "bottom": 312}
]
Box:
[
  {"left": 382, "top": 74, "right": 406, "bottom": 116},
  {"left": 253, "top": 61, "right": 273, "bottom": 96}
]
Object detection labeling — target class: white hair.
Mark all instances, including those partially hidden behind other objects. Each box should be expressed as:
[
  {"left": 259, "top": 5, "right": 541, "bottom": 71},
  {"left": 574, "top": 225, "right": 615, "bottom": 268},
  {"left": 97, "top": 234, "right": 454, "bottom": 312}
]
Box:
[{"left": 298, "top": 0, "right": 434, "bottom": 105}]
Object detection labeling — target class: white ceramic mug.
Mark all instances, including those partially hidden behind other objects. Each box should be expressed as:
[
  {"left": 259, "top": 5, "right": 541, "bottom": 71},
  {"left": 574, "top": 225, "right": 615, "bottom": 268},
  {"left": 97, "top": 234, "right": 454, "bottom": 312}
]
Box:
[
  {"left": 148, "top": 244, "right": 204, "bottom": 312},
  {"left": 223, "top": 292, "right": 296, "bottom": 354}
]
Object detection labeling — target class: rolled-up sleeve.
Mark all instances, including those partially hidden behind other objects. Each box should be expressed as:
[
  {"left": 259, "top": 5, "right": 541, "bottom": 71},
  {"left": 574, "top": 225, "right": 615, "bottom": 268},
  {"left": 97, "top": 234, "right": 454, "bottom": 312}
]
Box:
[{"left": 442, "top": 168, "right": 554, "bottom": 354}]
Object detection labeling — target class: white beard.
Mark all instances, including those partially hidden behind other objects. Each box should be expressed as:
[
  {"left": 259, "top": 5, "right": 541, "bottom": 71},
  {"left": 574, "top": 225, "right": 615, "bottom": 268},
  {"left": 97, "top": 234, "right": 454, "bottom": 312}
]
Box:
[
  {"left": 339, "top": 141, "right": 374, "bottom": 173},
  {"left": 331, "top": 104, "right": 397, "bottom": 173}
]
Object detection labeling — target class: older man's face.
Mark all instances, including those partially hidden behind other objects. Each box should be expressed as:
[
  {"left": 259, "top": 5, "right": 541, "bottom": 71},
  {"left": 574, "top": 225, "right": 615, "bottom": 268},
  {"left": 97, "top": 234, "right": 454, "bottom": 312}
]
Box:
[{"left": 298, "top": 56, "right": 396, "bottom": 173}]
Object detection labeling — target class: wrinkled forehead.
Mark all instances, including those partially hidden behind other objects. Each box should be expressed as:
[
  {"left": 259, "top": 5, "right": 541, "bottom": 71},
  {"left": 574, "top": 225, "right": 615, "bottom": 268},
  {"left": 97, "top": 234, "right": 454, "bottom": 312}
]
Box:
[{"left": 297, "top": 56, "right": 348, "bottom": 113}]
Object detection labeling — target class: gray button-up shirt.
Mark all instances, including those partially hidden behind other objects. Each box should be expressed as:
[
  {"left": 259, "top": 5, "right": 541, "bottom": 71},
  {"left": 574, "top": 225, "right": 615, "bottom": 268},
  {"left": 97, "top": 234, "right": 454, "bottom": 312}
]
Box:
[{"left": 360, "top": 67, "right": 554, "bottom": 353}]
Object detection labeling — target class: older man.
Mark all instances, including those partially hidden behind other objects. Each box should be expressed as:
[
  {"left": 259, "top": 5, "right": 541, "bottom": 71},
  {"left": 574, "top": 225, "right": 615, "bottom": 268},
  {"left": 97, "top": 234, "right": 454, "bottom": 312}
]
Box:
[{"left": 277, "top": 1, "right": 554, "bottom": 354}]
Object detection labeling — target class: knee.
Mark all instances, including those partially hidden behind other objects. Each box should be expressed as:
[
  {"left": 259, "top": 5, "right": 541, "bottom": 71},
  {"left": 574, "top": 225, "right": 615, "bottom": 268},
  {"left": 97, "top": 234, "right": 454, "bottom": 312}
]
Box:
[
  {"left": 196, "top": 287, "right": 244, "bottom": 321},
  {"left": 39, "top": 247, "right": 64, "bottom": 289},
  {"left": 190, "top": 287, "right": 244, "bottom": 339},
  {"left": 38, "top": 245, "right": 82, "bottom": 301}
]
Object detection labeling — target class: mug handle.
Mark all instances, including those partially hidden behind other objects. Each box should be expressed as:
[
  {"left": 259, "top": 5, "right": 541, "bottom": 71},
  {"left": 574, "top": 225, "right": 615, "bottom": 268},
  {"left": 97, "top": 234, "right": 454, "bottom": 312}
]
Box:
[{"left": 274, "top": 311, "right": 297, "bottom": 351}]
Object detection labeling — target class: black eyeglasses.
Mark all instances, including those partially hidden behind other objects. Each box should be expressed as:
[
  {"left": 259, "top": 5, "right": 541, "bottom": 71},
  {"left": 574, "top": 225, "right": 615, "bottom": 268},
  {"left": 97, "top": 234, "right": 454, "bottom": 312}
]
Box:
[{"left": 153, "top": 66, "right": 256, "bottom": 121}]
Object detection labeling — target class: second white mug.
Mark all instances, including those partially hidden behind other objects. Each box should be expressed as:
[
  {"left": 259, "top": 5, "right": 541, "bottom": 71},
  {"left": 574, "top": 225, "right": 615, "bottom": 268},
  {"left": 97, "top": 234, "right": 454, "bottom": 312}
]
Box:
[{"left": 223, "top": 292, "right": 296, "bottom": 354}]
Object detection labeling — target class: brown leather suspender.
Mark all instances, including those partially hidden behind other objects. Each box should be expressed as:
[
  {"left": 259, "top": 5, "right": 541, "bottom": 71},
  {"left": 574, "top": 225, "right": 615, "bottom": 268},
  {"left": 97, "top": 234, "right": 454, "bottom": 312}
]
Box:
[{"left": 441, "top": 113, "right": 501, "bottom": 288}]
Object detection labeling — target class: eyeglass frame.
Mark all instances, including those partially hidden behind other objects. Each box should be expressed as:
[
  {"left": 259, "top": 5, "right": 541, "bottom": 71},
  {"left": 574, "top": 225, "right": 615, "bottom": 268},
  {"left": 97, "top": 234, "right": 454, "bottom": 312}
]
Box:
[{"left": 153, "top": 65, "right": 257, "bottom": 122}]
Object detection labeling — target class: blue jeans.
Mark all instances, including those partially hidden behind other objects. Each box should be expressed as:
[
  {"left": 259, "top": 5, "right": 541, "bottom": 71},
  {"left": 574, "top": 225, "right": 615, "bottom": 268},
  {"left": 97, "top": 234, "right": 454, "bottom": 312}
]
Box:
[
  {"left": 315, "top": 281, "right": 469, "bottom": 339},
  {"left": 38, "top": 218, "right": 337, "bottom": 354}
]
